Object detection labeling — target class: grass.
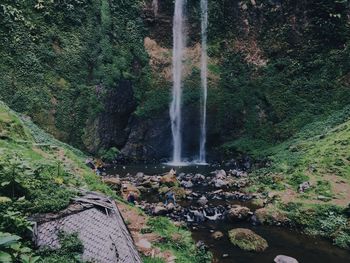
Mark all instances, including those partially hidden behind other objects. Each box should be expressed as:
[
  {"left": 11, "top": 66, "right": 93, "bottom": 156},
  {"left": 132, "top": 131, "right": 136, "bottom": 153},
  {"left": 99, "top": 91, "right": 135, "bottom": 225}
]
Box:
[
  {"left": 147, "top": 217, "right": 211, "bottom": 263},
  {"left": 238, "top": 106, "right": 350, "bottom": 204}
]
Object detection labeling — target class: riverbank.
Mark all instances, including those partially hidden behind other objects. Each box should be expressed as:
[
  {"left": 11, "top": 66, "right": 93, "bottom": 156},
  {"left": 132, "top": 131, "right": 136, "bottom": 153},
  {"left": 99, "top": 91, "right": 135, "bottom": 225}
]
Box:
[{"left": 105, "top": 163, "right": 350, "bottom": 262}]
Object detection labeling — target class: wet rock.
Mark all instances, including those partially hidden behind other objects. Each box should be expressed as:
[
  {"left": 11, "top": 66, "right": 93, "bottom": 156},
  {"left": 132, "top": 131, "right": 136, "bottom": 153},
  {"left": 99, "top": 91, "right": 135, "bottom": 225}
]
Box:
[
  {"left": 203, "top": 208, "right": 223, "bottom": 221},
  {"left": 187, "top": 209, "right": 205, "bottom": 223},
  {"left": 211, "top": 231, "right": 224, "bottom": 240},
  {"left": 178, "top": 173, "right": 186, "bottom": 180},
  {"left": 214, "top": 179, "right": 227, "bottom": 188},
  {"left": 195, "top": 240, "right": 208, "bottom": 251},
  {"left": 214, "top": 169, "right": 227, "bottom": 179},
  {"left": 136, "top": 172, "right": 145, "bottom": 179},
  {"left": 274, "top": 255, "right": 299, "bottom": 263},
  {"left": 228, "top": 228, "right": 268, "bottom": 252},
  {"left": 227, "top": 205, "right": 251, "bottom": 221},
  {"left": 197, "top": 196, "right": 208, "bottom": 206},
  {"left": 194, "top": 173, "right": 205, "bottom": 181},
  {"left": 181, "top": 180, "right": 193, "bottom": 188}
]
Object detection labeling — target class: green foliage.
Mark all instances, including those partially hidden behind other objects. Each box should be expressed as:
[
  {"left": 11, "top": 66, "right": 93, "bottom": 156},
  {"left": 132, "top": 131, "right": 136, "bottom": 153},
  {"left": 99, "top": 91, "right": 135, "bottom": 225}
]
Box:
[
  {"left": 334, "top": 231, "right": 350, "bottom": 249},
  {"left": 0, "top": 232, "right": 40, "bottom": 263},
  {"left": 282, "top": 203, "right": 350, "bottom": 248},
  {"left": 0, "top": 208, "right": 32, "bottom": 238},
  {"left": 39, "top": 232, "right": 84, "bottom": 263},
  {"left": 99, "top": 147, "right": 120, "bottom": 162},
  {"left": 0, "top": 0, "right": 148, "bottom": 149},
  {"left": 142, "top": 256, "right": 166, "bottom": 263},
  {"left": 147, "top": 217, "right": 211, "bottom": 263}
]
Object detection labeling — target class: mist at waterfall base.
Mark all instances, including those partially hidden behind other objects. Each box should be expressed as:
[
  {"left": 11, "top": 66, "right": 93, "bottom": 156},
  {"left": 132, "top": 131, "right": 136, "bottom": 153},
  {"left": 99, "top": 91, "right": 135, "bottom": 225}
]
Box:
[{"left": 168, "top": 0, "right": 208, "bottom": 166}]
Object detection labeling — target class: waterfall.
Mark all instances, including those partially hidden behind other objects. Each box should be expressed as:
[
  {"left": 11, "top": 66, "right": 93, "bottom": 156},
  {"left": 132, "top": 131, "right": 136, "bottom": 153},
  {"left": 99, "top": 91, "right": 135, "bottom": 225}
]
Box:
[
  {"left": 152, "top": 0, "right": 158, "bottom": 17},
  {"left": 199, "top": 0, "right": 208, "bottom": 163},
  {"left": 170, "top": 0, "right": 186, "bottom": 164}
]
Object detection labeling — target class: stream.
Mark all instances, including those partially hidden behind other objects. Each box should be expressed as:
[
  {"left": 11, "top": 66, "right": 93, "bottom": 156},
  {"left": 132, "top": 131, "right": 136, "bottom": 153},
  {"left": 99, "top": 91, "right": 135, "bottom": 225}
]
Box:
[{"left": 107, "top": 164, "right": 350, "bottom": 263}]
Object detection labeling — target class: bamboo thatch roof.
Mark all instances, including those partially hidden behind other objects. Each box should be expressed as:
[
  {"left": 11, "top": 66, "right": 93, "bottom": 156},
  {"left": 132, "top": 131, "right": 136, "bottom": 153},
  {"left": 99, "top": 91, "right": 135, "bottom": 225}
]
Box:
[{"left": 31, "top": 191, "right": 142, "bottom": 263}]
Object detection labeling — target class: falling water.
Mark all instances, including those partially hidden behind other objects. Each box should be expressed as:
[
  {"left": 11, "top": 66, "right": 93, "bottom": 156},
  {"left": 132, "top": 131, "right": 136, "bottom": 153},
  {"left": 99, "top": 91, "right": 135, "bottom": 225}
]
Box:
[
  {"left": 170, "top": 0, "right": 186, "bottom": 164},
  {"left": 199, "top": 0, "right": 208, "bottom": 163},
  {"left": 152, "top": 0, "right": 158, "bottom": 17}
]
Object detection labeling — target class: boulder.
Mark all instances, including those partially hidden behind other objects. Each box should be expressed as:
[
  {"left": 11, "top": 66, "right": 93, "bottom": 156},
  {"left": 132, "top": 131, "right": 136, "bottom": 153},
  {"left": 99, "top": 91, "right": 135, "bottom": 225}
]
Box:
[
  {"left": 102, "top": 177, "right": 121, "bottom": 189},
  {"left": 215, "top": 169, "right": 227, "bottom": 179},
  {"left": 227, "top": 205, "right": 251, "bottom": 221},
  {"left": 181, "top": 180, "right": 194, "bottom": 188},
  {"left": 254, "top": 207, "right": 289, "bottom": 225},
  {"left": 211, "top": 231, "right": 224, "bottom": 240},
  {"left": 194, "top": 174, "right": 205, "bottom": 181},
  {"left": 274, "top": 255, "right": 299, "bottom": 263},
  {"left": 197, "top": 196, "right": 208, "bottom": 206},
  {"left": 135, "top": 172, "right": 145, "bottom": 179},
  {"left": 214, "top": 179, "right": 227, "bottom": 188},
  {"left": 121, "top": 183, "right": 141, "bottom": 198},
  {"left": 154, "top": 205, "right": 167, "bottom": 216},
  {"left": 228, "top": 228, "right": 268, "bottom": 252},
  {"left": 166, "top": 202, "right": 175, "bottom": 212},
  {"left": 160, "top": 169, "right": 178, "bottom": 186}
]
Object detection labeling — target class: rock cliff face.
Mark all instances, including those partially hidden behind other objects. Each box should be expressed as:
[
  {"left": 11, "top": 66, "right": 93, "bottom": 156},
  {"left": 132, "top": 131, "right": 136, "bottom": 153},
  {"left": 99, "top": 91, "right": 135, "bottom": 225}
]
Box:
[
  {"left": 121, "top": 104, "right": 203, "bottom": 161},
  {"left": 114, "top": 0, "right": 350, "bottom": 161},
  {"left": 84, "top": 80, "right": 136, "bottom": 154}
]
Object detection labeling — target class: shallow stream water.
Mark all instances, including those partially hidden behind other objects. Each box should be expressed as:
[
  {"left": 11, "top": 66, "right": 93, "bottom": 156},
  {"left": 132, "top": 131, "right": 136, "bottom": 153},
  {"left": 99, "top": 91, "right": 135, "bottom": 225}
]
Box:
[{"left": 107, "top": 164, "right": 350, "bottom": 263}]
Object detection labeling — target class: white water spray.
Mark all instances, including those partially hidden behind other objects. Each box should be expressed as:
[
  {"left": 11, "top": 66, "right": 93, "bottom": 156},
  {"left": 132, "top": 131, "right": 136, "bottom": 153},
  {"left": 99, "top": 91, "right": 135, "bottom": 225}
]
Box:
[
  {"left": 199, "top": 0, "right": 208, "bottom": 163},
  {"left": 170, "top": 0, "right": 186, "bottom": 164}
]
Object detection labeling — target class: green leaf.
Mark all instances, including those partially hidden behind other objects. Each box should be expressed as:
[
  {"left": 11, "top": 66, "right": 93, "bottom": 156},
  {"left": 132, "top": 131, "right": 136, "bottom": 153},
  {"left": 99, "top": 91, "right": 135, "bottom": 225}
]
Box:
[
  {"left": 0, "top": 197, "right": 12, "bottom": 203},
  {"left": 17, "top": 196, "right": 25, "bottom": 201},
  {"left": 1, "top": 182, "right": 10, "bottom": 187},
  {"left": 0, "top": 251, "right": 12, "bottom": 263},
  {"left": 0, "top": 233, "right": 21, "bottom": 246}
]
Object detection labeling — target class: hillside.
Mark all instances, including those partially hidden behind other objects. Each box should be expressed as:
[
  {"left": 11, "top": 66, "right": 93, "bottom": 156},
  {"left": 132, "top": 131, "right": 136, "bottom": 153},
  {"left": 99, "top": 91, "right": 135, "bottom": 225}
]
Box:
[
  {"left": 0, "top": 101, "right": 207, "bottom": 262},
  {"left": 241, "top": 106, "right": 350, "bottom": 204}
]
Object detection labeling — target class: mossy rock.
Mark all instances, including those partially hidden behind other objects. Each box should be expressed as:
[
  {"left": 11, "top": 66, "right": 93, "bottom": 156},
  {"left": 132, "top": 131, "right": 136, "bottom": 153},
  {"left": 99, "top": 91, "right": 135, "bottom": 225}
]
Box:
[
  {"left": 228, "top": 228, "right": 268, "bottom": 252},
  {"left": 255, "top": 207, "right": 289, "bottom": 225}
]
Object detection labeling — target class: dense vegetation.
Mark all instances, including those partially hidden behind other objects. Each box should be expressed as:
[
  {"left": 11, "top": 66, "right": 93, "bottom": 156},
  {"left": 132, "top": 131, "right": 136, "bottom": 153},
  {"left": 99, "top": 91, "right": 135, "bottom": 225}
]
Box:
[
  {"left": 0, "top": 101, "right": 207, "bottom": 262},
  {"left": 0, "top": 0, "right": 149, "bottom": 149},
  {"left": 206, "top": 0, "right": 350, "bottom": 151},
  {"left": 1, "top": 0, "right": 349, "bottom": 158},
  {"left": 0, "top": 0, "right": 350, "bottom": 259}
]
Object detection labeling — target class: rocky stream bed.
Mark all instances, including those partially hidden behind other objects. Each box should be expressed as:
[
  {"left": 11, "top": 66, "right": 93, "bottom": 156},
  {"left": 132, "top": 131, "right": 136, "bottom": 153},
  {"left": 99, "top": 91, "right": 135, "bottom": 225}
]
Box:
[{"left": 103, "top": 164, "right": 350, "bottom": 263}]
